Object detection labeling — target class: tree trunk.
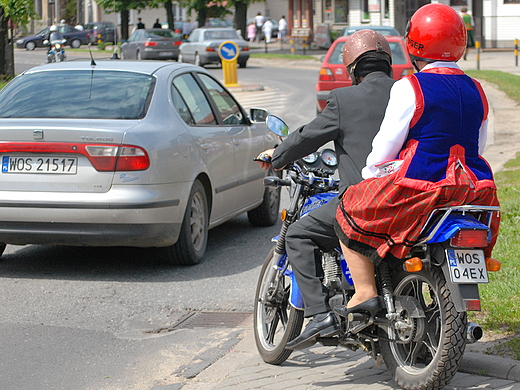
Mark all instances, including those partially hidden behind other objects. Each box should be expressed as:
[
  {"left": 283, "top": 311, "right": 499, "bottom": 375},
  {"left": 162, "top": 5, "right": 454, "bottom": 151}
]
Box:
[
  {"left": 121, "top": 9, "right": 130, "bottom": 41},
  {"left": 164, "top": 0, "right": 174, "bottom": 30},
  {"left": 197, "top": 7, "right": 206, "bottom": 29},
  {"left": 234, "top": 0, "right": 247, "bottom": 39},
  {"left": 0, "top": 7, "right": 12, "bottom": 79}
]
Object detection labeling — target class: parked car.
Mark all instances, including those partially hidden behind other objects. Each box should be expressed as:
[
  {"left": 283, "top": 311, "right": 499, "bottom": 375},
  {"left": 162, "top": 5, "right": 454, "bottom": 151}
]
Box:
[
  {"left": 121, "top": 29, "right": 183, "bottom": 60},
  {"left": 342, "top": 25, "right": 400, "bottom": 37},
  {"left": 16, "top": 25, "right": 89, "bottom": 50},
  {"left": 0, "top": 61, "right": 279, "bottom": 265},
  {"left": 84, "top": 21, "right": 118, "bottom": 44},
  {"left": 179, "top": 27, "right": 249, "bottom": 68},
  {"left": 315, "top": 34, "right": 414, "bottom": 112}
]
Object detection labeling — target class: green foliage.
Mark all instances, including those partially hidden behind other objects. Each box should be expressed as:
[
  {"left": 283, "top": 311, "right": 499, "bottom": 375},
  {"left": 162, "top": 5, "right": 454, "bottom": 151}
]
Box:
[
  {"left": 97, "top": 41, "right": 107, "bottom": 50},
  {"left": 0, "top": 0, "right": 38, "bottom": 27},
  {"left": 96, "top": 0, "right": 149, "bottom": 13}
]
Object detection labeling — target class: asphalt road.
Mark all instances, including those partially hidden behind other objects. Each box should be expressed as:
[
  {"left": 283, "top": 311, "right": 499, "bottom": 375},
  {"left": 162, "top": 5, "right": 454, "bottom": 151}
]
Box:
[{"left": 1, "top": 49, "right": 318, "bottom": 389}]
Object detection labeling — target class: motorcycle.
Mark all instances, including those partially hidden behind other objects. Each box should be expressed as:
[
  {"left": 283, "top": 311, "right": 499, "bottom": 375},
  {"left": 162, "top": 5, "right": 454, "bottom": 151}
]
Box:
[
  {"left": 45, "top": 39, "right": 66, "bottom": 63},
  {"left": 253, "top": 115, "right": 501, "bottom": 390}
]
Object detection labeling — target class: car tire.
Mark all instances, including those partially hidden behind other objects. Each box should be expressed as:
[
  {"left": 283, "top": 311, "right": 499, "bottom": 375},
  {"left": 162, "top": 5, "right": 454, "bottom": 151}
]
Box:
[
  {"left": 239, "top": 60, "right": 247, "bottom": 68},
  {"left": 136, "top": 50, "right": 142, "bottom": 60},
  {"left": 178, "top": 53, "right": 183, "bottom": 63},
  {"left": 195, "top": 53, "right": 204, "bottom": 67},
  {"left": 70, "top": 39, "right": 81, "bottom": 49},
  {"left": 247, "top": 168, "right": 281, "bottom": 227},
  {"left": 168, "top": 180, "right": 208, "bottom": 265},
  {"left": 25, "top": 41, "right": 36, "bottom": 51}
]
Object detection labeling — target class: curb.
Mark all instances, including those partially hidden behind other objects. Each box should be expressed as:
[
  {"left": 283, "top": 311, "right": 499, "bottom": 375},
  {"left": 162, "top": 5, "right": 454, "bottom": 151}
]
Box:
[{"left": 460, "top": 352, "right": 520, "bottom": 381}]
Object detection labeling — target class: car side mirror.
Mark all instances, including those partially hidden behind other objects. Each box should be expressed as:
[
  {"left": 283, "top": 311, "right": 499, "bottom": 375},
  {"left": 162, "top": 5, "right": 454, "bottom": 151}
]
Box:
[
  {"left": 43, "top": 40, "right": 49, "bottom": 45},
  {"left": 249, "top": 108, "right": 269, "bottom": 123}
]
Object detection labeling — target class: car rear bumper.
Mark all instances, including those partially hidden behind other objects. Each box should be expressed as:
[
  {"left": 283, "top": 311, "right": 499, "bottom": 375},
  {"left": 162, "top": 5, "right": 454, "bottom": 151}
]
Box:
[
  {"left": 143, "top": 48, "right": 180, "bottom": 60},
  {"left": 0, "top": 183, "right": 188, "bottom": 247}
]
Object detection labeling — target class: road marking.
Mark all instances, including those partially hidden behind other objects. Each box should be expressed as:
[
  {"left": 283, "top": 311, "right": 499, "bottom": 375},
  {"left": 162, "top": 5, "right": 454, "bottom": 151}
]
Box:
[{"left": 233, "top": 88, "right": 289, "bottom": 114}]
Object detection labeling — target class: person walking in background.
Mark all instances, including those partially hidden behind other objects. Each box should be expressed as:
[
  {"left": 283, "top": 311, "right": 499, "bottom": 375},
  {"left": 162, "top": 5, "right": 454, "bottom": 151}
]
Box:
[
  {"left": 137, "top": 18, "right": 145, "bottom": 30},
  {"left": 153, "top": 18, "right": 161, "bottom": 28},
  {"left": 247, "top": 21, "right": 256, "bottom": 42},
  {"left": 460, "top": 6, "right": 475, "bottom": 60},
  {"left": 254, "top": 12, "right": 265, "bottom": 42},
  {"left": 278, "top": 15, "right": 287, "bottom": 40},
  {"left": 262, "top": 18, "right": 273, "bottom": 43},
  {"left": 182, "top": 19, "right": 193, "bottom": 39}
]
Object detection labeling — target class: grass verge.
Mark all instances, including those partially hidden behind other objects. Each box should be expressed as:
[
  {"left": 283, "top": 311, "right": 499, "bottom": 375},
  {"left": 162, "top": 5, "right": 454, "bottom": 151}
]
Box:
[
  {"left": 465, "top": 70, "right": 520, "bottom": 359},
  {"left": 250, "top": 52, "right": 319, "bottom": 61}
]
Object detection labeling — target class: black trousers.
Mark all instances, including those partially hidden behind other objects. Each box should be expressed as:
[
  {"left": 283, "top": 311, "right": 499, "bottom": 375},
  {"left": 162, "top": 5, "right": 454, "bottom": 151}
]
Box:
[{"left": 285, "top": 196, "right": 340, "bottom": 317}]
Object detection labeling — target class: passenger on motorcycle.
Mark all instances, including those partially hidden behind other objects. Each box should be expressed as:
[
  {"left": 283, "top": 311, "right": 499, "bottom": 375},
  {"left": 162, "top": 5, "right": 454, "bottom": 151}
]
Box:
[
  {"left": 255, "top": 30, "right": 396, "bottom": 350},
  {"left": 334, "top": 3, "right": 500, "bottom": 317}
]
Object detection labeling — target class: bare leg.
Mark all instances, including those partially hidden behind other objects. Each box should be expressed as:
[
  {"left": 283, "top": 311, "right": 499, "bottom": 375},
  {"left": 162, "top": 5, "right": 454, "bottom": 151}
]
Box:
[{"left": 340, "top": 242, "right": 378, "bottom": 308}]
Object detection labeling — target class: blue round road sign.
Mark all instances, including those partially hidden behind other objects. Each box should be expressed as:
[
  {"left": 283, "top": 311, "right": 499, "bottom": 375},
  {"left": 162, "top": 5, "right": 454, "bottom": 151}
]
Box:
[{"left": 218, "top": 41, "right": 239, "bottom": 61}]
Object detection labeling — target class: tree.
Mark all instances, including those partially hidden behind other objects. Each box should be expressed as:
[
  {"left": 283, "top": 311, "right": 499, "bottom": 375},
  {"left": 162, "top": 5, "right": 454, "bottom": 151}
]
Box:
[
  {"left": 96, "top": 0, "right": 149, "bottom": 40},
  {"left": 0, "top": 0, "right": 37, "bottom": 78},
  {"left": 228, "top": 0, "right": 262, "bottom": 40},
  {"left": 178, "top": 0, "right": 230, "bottom": 28}
]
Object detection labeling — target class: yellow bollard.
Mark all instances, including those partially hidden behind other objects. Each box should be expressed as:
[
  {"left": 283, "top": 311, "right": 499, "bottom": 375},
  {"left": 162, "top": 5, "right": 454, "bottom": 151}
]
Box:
[
  {"left": 290, "top": 38, "right": 295, "bottom": 55},
  {"left": 218, "top": 41, "right": 241, "bottom": 87},
  {"left": 475, "top": 41, "right": 480, "bottom": 70},
  {"left": 515, "top": 38, "right": 518, "bottom": 67}
]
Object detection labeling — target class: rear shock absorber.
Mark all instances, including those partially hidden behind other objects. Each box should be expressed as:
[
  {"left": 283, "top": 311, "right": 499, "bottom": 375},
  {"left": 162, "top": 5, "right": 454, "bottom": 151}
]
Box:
[{"left": 377, "top": 261, "right": 397, "bottom": 319}]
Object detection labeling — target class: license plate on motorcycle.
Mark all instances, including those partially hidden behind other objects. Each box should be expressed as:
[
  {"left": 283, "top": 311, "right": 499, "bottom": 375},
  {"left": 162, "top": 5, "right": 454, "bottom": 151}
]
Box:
[
  {"left": 2, "top": 156, "right": 78, "bottom": 174},
  {"left": 446, "top": 249, "right": 488, "bottom": 283}
]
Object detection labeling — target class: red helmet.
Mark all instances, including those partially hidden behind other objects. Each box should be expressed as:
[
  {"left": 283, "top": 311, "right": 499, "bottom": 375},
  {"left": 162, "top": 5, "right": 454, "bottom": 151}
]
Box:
[{"left": 405, "top": 3, "right": 466, "bottom": 62}]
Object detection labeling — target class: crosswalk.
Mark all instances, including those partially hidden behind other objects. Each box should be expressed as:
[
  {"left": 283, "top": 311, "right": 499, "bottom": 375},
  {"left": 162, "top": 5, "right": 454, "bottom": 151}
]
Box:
[{"left": 232, "top": 87, "right": 289, "bottom": 115}]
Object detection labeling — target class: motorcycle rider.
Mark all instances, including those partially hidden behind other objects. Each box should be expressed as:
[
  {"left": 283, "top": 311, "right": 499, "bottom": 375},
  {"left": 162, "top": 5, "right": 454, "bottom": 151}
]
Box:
[
  {"left": 46, "top": 25, "right": 65, "bottom": 62},
  {"left": 255, "top": 29, "right": 396, "bottom": 350},
  {"left": 335, "top": 4, "right": 500, "bottom": 316}
]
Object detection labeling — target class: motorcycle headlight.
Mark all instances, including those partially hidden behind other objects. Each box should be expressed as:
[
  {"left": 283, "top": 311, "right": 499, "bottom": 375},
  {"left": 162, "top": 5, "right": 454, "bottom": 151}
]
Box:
[{"left": 55, "top": 44, "right": 61, "bottom": 49}]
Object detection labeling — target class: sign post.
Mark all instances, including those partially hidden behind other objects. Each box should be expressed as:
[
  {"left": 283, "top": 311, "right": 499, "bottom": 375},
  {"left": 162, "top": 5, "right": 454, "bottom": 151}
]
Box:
[{"left": 218, "top": 41, "right": 241, "bottom": 87}]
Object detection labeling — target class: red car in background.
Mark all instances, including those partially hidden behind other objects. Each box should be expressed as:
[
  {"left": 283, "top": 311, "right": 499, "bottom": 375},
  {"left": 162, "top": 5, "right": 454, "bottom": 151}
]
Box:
[{"left": 316, "top": 34, "right": 414, "bottom": 113}]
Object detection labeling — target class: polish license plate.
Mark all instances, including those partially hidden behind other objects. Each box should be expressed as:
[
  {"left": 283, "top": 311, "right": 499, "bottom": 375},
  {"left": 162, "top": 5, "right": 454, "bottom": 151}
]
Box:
[
  {"left": 446, "top": 249, "right": 488, "bottom": 283},
  {"left": 158, "top": 52, "right": 172, "bottom": 56},
  {"left": 2, "top": 156, "right": 78, "bottom": 174}
]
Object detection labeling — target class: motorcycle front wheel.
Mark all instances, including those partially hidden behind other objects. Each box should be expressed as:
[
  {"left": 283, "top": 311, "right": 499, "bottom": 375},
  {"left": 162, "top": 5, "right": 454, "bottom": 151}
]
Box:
[
  {"left": 254, "top": 246, "right": 304, "bottom": 365},
  {"left": 380, "top": 265, "right": 466, "bottom": 390}
]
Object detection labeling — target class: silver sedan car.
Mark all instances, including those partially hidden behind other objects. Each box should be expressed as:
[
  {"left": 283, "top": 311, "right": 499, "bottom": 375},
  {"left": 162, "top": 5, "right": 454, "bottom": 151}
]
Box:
[
  {"left": 0, "top": 61, "right": 279, "bottom": 265},
  {"left": 179, "top": 27, "right": 250, "bottom": 68},
  {"left": 121, "top": 28, "right": 183, "bottom": 60}
]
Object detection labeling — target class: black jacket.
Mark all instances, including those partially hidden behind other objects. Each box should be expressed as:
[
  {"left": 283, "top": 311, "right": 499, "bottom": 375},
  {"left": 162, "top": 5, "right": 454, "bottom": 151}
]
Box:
[{"left": 271, "top": 71, "right": 396, "bottom": 193}]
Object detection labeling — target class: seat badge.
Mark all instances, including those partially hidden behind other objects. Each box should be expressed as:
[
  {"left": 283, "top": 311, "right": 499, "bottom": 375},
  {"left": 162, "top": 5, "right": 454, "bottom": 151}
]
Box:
[{"left": 33, "top": 129, "right": 43, "bottom": 140}]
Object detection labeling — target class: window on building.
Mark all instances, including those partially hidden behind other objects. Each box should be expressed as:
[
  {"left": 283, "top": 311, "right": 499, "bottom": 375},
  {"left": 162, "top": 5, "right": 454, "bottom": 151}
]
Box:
[{"left": 450, "top": 0, "right": 468, "bottom": 5}]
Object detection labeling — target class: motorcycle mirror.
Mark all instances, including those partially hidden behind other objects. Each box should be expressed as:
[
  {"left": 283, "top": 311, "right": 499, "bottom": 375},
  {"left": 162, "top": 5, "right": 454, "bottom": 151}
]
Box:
[
  {"left": 43, "top": 40, "right": 49, "bottom": 45},
  {"left": 266, "top": 114, "right": 289, "bottom": 137}
]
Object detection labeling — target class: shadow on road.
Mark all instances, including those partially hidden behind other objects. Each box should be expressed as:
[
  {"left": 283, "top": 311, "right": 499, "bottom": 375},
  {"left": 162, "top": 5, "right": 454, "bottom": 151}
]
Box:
[{"left": 0, "top": 214, "right": 280, "bottom": 282}]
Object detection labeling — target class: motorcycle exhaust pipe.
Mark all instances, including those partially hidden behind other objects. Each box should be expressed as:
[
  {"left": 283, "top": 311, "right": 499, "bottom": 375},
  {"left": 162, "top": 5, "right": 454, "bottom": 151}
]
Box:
[{"left": 467, "top": 322, "right": 483, "bottom": 344}]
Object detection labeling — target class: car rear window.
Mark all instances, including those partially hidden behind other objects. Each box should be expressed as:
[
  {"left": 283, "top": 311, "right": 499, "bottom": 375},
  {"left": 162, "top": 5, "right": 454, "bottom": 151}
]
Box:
[
  {"left": 0, "top": 70, "right": 156, "bottom": 119},
  {"left": 147, "top": 30, "right": 182, "bottom": 39},
  {"left": 204, "top": 30, "right": 240, "bottom": 40}
]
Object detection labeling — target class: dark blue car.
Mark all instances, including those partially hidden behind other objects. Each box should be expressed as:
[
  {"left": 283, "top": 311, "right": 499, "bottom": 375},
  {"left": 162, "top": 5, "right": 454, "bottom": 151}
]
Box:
[{"left": 16, "top": 25, "right": 89, "bottom": 50}]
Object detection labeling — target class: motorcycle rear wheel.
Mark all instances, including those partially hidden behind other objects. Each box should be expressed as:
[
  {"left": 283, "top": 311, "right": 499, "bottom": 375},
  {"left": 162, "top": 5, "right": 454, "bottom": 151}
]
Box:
[
  {"left": 380, "top": 266, "right": 466, "bottom": 390},
  {"left": 254, "top": 246, "right": 304, "bottom": 365}
]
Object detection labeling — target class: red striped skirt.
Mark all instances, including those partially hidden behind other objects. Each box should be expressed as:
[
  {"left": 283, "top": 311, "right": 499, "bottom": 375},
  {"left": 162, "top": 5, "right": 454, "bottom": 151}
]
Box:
[{"left": 334, "top": 171, "right": 500, "bottom": 265}]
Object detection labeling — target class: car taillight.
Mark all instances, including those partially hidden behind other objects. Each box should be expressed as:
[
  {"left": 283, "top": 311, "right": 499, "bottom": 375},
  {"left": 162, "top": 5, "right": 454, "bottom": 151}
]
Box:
[
  {"left": 242, "top": 47, "right": 249, "bottom": 51},
  {"left": 206, "top": 47, "right": 216, "bottom": 52},
  {"left": 144, "top": 41, "right": 158, "bottom": 47},
  {"left": 451, "top": 229, "right": 489, "bottom": 248},
  {"left": 0, "top": 142, "right": 150, "bottom": 172},
  {"left": 173, "top": 41, "right": 182, "bottom": 45},
  {"left": 85, "top": 145, "right": 149, "bottom": 171},
  {"left": 319, "top": 68, "right": 335, "bottom": 81}
]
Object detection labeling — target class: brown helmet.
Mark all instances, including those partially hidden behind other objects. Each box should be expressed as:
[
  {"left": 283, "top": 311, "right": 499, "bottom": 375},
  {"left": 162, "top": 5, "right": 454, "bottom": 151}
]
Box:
[{"left": 342, "top": 29, "right": 392, "bottom": 83}]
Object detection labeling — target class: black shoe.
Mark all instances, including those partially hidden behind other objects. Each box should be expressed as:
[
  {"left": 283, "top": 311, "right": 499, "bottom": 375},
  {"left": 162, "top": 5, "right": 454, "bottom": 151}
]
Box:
[
  {"left": 286, "top": 311, "right": 339, "bottom": 350},
  {"left": 334, "top": 296, "right": 383, "bottom": 322}
]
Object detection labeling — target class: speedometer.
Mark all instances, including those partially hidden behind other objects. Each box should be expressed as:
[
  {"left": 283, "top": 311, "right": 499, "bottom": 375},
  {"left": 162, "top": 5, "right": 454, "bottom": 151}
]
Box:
[
  {"left": 321, "top": 149, "right": 337, "bottom": 167},
  {"left": 302, "top": 153, "right": 319, "bottom": 164}
]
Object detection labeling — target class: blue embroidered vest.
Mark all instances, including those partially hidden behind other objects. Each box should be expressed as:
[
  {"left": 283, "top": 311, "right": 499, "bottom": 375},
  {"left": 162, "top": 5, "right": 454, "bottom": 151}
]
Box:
[{"left": 394, "top": 68, "right": 495, "bottom": 191}]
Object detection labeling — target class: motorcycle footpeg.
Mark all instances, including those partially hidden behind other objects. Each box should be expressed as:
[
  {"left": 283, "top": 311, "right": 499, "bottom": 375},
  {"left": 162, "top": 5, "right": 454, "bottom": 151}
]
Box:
[{"left": 316, "top": 336, "right": 340, "bottom": 346}]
